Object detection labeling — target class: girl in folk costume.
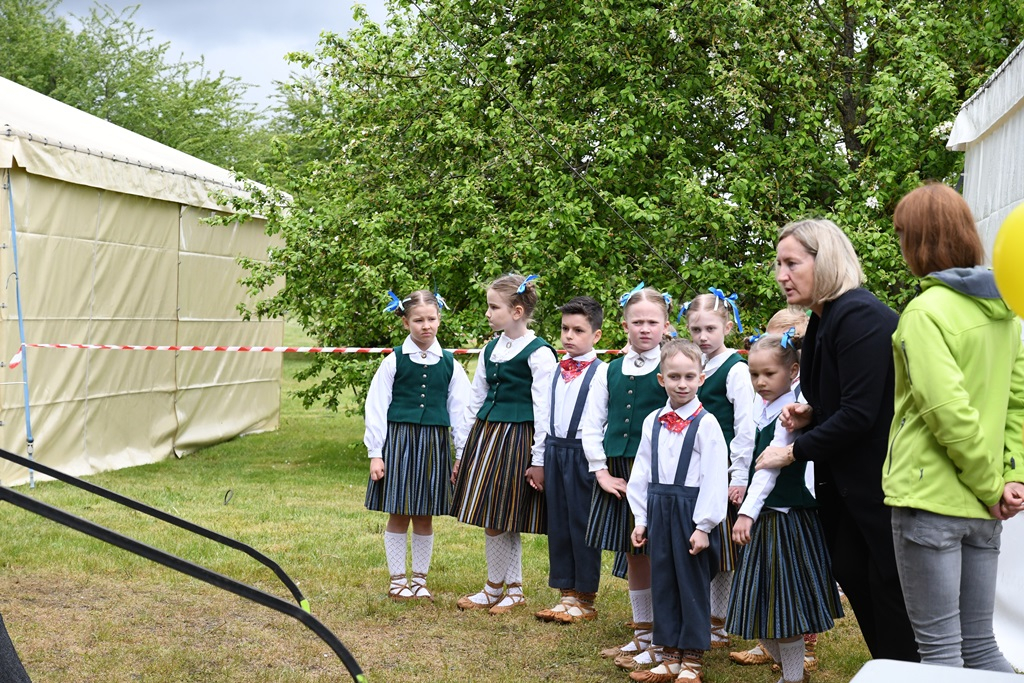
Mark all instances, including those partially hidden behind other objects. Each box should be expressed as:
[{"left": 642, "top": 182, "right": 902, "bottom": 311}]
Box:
[
  {"left": 451, "top": 274, "right": 558, "bottom": 614},
  {"left": 682, "top": 289, "right": 755, "bottom": 649},
  {"left": 364, "top": 289, "right": 472, "bottom": 601},
  {"left": 727, "top": 332, "right": 843, "bottom": 683},
  {"left": 581, "top": 284, "right": 670, "bottom": 670}
]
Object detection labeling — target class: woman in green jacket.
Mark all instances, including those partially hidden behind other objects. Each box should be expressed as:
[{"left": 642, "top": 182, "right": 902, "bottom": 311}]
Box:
[{"left": 884, "top": 182, "right": 1024, "bottom": 670}]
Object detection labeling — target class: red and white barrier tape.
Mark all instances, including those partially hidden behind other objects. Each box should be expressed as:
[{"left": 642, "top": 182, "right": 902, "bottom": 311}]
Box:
[{"left": 8, "top": 343, "right": 626, "bottom": 368}]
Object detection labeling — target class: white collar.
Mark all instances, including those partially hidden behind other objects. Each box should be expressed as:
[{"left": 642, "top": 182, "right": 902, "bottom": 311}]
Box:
[
  {"left": 703, "top": 348, "right": 737, "bottom": 373},
  {"left": 663, "top": 396, "right": 702, "bottom": 417},
  {"left": 402, "top": 336, "right": 442, "bottom": 358},
  {"left": 566, "top": 350, "right": 598, "bottom": 362},
  {"left": 758, "top": 389, "right": 796, "bottom": 424},
  {"left": 625, "top": 346, "right": 661, "bottom": 363}
]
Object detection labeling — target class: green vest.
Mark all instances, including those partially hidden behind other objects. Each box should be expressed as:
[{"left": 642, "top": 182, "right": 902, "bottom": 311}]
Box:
[
  {"left": 387, "top": 349, "right": 456, "bottom": 426},
  {"left": 477, "top": 336, "right": 555, "bottom": 423},
  {"left": 602, "top": 357, "right": 667, "bottom": 459},
  {"left": 698, "top": 352, "right": 745, "bottom": 451},
  {"left": 749, "top": 419, "right": 817, "bottom": 509}
]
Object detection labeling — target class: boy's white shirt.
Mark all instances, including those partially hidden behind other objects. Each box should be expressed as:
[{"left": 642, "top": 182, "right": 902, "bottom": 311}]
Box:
[
  {"left": 551, "top": 351, "right": 601, "bottom": 439},
  {"left": 581, "top": 346, "right": 661, "bottom": 473},
  {"left": 626, "top": 397, "right": 729, "bottom": 532},
  {"left": 363, "top": 335, "right": 472, "bottom": 459},
  {"left": 737, "top": 388, "right": 798, "bottom": 522},
  {"left": 452, "top": 331, "right": 558, "bottom": 465},
  {"left": 702, "top": 349, "right": 757, "bottom": 488}
]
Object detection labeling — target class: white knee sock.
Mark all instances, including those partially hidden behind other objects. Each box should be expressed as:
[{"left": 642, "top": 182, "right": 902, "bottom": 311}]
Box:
[
  {"left": 761, "top": 638, "right": 782, "bottom": 663},
  {"left": 384, "top": 531, "right": 407, "bottom": 577},
  {"left": 504, "top": 532, "right": 523, "bottom": 586},
  {"left": 486, "top": 531, "right": 511, "bottom": 585},
  {"left": 778, "top": 639, "right": 805, "bottom": 682},
  {"left": 411, "top": 532, "right": 434, "bottom": 577},
  {"left": 710, "top": 571, "right": 732, "bottom": 620},
  {"left": 621, "top": 589, "right": 653, "bottom": 653}
]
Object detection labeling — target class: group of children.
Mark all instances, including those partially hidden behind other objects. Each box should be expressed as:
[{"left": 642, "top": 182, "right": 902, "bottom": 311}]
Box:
[{"left": 362, "top": 274, "right": 843, "bottom": 683}]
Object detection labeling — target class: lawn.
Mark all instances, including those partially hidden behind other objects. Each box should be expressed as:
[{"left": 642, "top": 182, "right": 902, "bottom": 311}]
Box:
[{"left": 0, "top": 347, "right": 870, "bottom": 682}]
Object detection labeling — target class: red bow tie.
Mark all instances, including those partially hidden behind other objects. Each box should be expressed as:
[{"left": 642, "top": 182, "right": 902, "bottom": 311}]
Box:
[
  {"left": 658, "top": 406, "right": 702, "bottom": 433},
  {"left": 560, "top": 357, "right": 595, "bottom": 383}
]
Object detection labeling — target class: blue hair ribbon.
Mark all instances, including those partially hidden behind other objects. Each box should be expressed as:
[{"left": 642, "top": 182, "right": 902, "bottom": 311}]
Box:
[
  {"left": 434, "top": 291, "right": 448, "bottom": 310},
  {"left": 781, "top": 326, "right": 797, "bottom": 349},
  {"left": 746, "top": 329, "right": 763, "bottom": 346},
  {"left": 708, "top": 287, "right": 743, "bottom": 333},
  {"left": 384, "top": 290, "right": 404, "bottom": 313},
  {"left": 662, "top": 292, "right": 672, "bottom": 307},
  {"left": 676, "top": 299, "right": 692, "bottom": 323},
  {"left": 619, "top": 282, "right": 645, "bottom": 307},
  {"left": 516, "top": 274, "right": 539, "bottom": 294}
]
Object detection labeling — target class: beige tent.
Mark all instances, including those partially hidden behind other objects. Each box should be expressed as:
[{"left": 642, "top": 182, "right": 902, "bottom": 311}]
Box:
[{"left": 0, "top": 76, "right": 282, "bottom": 486}]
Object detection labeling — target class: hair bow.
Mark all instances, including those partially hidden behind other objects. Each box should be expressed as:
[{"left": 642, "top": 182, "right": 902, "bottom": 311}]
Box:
[
  {"left": 384, "top": 290, "right": 405, "bottom": 313},
  {"left": 746, "top": 330, "right": 763, "bottom": 345},
  {"left": 676, "top": 299, "right": 692, "bottom": 323},
  {"left": 708, "top": 287, "right": 743, "bottom": 333},
  {"left": 662, "top": 292, "right": 673, "bottom": 307},
  {"left": 781, "top": 326, "right": 797, "bottom": 349},
  {"left": 619, "top": 282, "right": 645, "bottom": 307},
  {"left": 434, "top": 291, "right": 448, "bottom": 310},
  {"left": 516, "top": 274, "right": 540, "bottom": 294}
]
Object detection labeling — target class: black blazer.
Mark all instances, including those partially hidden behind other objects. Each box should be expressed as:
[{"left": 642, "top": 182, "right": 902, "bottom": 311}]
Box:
[{"left": 793, "top": 288, "right": 899, "bottom": 505}]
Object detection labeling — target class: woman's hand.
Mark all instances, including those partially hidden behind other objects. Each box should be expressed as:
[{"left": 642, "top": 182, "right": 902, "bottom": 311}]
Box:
[
  {"left": 755, "top": 444, "right": 795, "bottom": 471},
  {"left": 780, "top": 402, "right": 813, "bottom": 431},
  {"left": 991, "top": 482, "right": 1024, "bottom": 520},
  {"left": 369, "top": 457, "right": 385, "bottom": 481}
]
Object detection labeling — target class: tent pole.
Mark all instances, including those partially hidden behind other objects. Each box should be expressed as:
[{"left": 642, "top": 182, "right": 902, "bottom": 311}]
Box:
[{"left": 3, "top": 171, "right": 34, "bottom": 488}]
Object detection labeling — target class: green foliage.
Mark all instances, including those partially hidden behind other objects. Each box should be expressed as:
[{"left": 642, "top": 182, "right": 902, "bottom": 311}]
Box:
[
  {"left": 237, "top": 0, "right": 1022, "bottom": 410},
  {"left": 1, "top": 0, "right": 262, "bottom": 171}
]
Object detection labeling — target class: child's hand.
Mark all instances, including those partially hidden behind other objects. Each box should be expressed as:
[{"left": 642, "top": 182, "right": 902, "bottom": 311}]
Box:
[
  {"left": 780, "top": 402, "right": 813, "bottom": 431},
  {"left": 732, "top": 515, "right": 753, "bottom": 546},
  {"left": 728, "top": 485, "right": 747, "bottom": 506},
  {"left": 595, "top": 469, "right": 628, "bottom": 499},
  {"left": 631, "top": 525, "right": 647, "bottom": 548},
  {"left": 689, "top": 529, "right": 709, "bottom": 555},
  {"left": 526, "top": 466, "right": 545, "bottom": 491},
  {"left": 369, "top": 457, "right": 385, "bottom": 481},
  {"left": 450, "top": 459, "right": 461, "bottom": 485}
]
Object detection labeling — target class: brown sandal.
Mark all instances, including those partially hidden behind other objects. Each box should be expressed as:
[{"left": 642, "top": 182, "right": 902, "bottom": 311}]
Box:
[
  {"left": 488, "top": 582, "right": 526, "bottom": 615},
  {"left": 729, "top": 642, "right": 774, "bottom": 665},
  {"left": 554, "top": 591, "right": 597, "bottom": 623},
  {"left": 536, "top": 589, "right": 576, "bottom": 621},
  {"left": 388, "top": 574, "right": 415, "bottom": 601},
  {"left": 710, "top": 616, "right": 731, "bottom": 648},
  {"left": 407, "top": 571, "right": 433, "bottom": 602},
  {"left": 628, "top": 651, "right": 681, "bottom": 682},
  {"left": 600, "top": 621, "right": 653, "bottom": 658},
  {"left": 456, "top": 580, "right": 503, "bottom": 610}
]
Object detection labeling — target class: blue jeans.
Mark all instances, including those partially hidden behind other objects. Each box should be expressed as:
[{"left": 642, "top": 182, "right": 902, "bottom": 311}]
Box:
[{"left": 891, "top": 507, "right": 1014, "bottom": 671}]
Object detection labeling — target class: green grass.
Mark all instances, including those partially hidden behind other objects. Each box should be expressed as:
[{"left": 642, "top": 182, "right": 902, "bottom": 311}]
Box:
[{"left": 0, "top": 350, "right": 871, "bottom": 682}]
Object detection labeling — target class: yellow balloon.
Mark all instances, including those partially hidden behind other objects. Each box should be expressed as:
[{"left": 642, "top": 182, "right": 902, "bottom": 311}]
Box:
[{"left": 994, "top": 203, "right": 1024, "bottom": 319}]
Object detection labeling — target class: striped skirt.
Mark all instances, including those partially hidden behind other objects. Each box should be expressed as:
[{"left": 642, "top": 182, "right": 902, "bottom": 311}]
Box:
[
  {"left": 365, "top": 422, "right": 454, "bottom": 516},
  {"left": 714, "top": 502, "right": 742, "bottom": 572},
  {"left": 450, "top": 419, "right": 546, "bottom": 534},
  {"left": 725, "top": 508, "right": 844, "bottom": 640},
  {"left": 585, "top": 456, "right": 646, "bottom": 555}
]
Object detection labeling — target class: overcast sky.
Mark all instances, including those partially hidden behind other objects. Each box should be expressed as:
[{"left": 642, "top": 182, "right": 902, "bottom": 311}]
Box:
[{"left": 56, "top": 0, "right": 391, "bottom": 112}]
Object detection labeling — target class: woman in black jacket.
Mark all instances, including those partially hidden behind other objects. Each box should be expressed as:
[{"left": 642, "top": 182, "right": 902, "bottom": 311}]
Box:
[{"left": 756, "top": 218, "right": 918, "bottom": 662}]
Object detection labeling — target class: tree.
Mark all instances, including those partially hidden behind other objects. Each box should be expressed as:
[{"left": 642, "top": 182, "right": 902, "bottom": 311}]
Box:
[
  {"left": 1, "top": 0, "right": 262, "bottom": 171},
  {"left": 235, "top": 0, "right": 1022, "bottom": 410}
]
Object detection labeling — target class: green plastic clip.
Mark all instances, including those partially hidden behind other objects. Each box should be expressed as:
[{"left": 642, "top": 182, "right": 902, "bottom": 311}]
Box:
[{"left": 300, "top": 598, "right": 310, "bottom": 614}]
